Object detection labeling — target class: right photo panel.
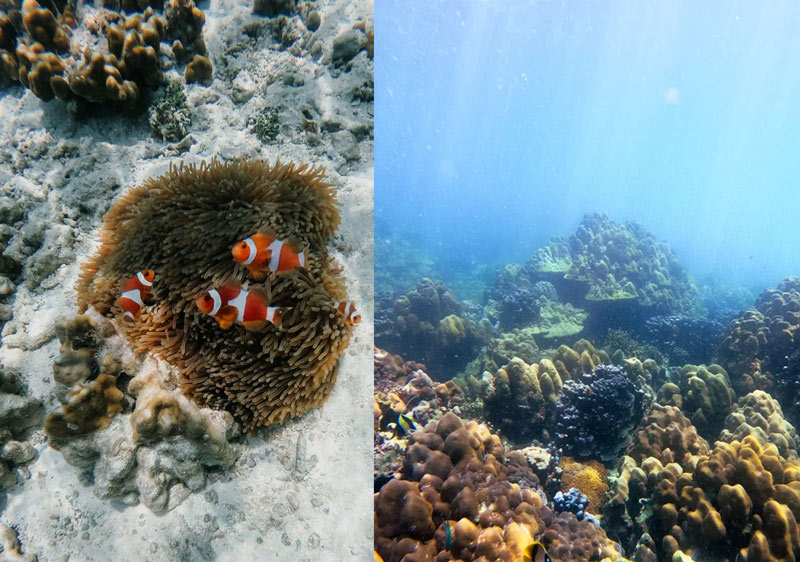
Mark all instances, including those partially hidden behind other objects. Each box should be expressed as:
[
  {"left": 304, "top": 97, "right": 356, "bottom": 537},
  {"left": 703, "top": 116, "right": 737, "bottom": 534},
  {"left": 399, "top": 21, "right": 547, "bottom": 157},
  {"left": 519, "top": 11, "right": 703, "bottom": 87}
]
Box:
[{"left": 374, "top": 2, "right": 800, "bottom": 561}]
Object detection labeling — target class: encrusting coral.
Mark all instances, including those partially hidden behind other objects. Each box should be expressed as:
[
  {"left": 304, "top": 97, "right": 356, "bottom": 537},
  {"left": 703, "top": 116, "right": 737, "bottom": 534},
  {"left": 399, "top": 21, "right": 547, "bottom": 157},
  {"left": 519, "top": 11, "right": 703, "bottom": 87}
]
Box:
[{"left": 76, "top": 158, "right": 353, "bottom": 432}]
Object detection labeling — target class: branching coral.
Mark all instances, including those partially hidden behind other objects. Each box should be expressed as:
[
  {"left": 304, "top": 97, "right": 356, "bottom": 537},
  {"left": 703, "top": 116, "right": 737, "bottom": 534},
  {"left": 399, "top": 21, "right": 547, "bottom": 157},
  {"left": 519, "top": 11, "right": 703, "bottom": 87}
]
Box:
[
  {"left": 76, "top": 158, "right": 352, "bottom": 432},
  {"left": 555, "top": 364, "right": 648, "bottom": 461}
]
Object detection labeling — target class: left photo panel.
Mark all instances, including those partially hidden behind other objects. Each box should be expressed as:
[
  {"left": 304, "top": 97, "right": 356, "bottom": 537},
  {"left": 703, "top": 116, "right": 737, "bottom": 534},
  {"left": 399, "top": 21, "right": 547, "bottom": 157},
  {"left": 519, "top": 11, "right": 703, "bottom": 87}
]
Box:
[{"left": 0, "top": 0, "right": 373, "bottom": 559}]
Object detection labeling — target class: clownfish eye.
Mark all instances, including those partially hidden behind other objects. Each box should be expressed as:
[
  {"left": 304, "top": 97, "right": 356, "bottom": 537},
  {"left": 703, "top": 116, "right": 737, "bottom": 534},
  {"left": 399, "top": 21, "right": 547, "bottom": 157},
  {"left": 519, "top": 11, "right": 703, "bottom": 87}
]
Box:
[
  {"left": 240, "top": 242, "right": 247, "bottom": 248},
  {"left": 204, "top": 295, "right": 212, "bottom": 301}
]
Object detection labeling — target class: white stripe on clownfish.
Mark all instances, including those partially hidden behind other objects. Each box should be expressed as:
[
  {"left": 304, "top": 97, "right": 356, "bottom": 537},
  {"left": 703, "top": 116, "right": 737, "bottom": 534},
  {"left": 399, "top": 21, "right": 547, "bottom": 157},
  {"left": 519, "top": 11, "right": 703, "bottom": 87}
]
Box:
[
  {"left": 298, "top": 250, "right": 306, "bottom": 268},
  {"left": 208, "top": 289, "right": 222, "bottom": 316},
  {"left": 268, "top": 238, "right": 284, "bottom": 272},
  {"left": 123, "top": 310, "right": 135, "bottom": 320},
  {"left": 136, "top": 271, "right": 153, "bottom": 287},
  {"left": 242, "top": 237, "right": 257, "bottom": 266},
  {"left": 227, "top": 289, "right": 249, "bottom": 323},
  {"left": 266, "top": 306, "right": 284, "bottom": 324},
  {"left": 121, "top": 289, "right": 143, "bottom": 307}
]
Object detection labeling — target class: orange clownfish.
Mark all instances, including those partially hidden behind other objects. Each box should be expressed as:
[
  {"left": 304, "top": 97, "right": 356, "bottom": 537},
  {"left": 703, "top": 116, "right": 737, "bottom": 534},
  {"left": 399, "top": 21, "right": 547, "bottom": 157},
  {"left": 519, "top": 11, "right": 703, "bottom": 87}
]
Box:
[
  {"left": 118, "top": 269, "right": 155, "bottom": 322},
  {"left": 195, "top": 285, "right": 291, "bottom": 331},
  {"left": 231, "top": 233, "right": 306, "bottom": 280},
  {"left": 337, "top": 301, "right": 361, "bottom": 325}
]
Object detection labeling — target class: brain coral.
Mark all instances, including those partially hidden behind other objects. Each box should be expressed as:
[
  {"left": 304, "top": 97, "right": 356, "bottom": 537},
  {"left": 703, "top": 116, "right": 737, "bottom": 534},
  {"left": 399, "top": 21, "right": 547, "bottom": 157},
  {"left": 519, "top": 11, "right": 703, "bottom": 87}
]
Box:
[{"left": 76, "top": 159, "right": 352, "bottom": 431}]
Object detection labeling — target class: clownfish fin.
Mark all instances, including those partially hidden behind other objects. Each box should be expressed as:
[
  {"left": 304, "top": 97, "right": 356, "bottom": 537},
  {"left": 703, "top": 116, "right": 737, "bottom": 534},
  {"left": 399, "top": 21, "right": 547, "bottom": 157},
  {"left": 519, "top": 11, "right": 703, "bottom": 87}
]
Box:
[
  {"left": 122, "top": 310, "right": 136, "bottom": 323},
  {"left": 215, "top": 306, "right": 238, "bottom": 329},
  {"left": 249, "top": 286, "right": 271, "bottom": 305},
  {"left": 242, "top": 319, "right": 267, "bottom": 332},
  {"left": 248, "top": 269, "right": 268, "bottom": 282}
]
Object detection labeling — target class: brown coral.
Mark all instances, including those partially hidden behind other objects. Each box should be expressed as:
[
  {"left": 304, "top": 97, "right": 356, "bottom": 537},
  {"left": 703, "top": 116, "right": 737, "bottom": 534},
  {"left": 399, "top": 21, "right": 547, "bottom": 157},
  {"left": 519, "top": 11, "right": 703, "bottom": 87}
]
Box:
[
  {"left": 45, "top": 374, "right": 124, "bottom": 439},
  {"left": 76, "top": 158, "right": 352, "bottom": 432},
  {"left": 626, "top": 403, "right": 710, "bottom": 467},
  {"left": 374, "top": 411, "right": 624, "bottom": 562}
]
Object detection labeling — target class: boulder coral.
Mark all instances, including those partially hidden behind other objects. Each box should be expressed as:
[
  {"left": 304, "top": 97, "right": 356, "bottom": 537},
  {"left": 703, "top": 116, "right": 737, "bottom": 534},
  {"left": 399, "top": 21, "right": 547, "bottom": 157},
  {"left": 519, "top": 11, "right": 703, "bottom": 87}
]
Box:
[
  {"left": 719, "top": 390, "right": 799, "bottom": 460},
  {"left": 482, "top": 356, "right": 561, "bottom": 443},
  {"left": 76, "top": 158, "right": 353, "bottom": 432}
]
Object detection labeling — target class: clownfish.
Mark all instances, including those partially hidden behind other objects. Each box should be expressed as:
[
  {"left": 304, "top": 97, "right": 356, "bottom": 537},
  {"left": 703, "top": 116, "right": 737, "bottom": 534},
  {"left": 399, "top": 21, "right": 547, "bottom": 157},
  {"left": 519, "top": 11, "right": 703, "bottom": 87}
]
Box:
[
  {"left": 118, "top": 269, "right": 155, "bottom": 322},
  {"left": 195, "top": 286, "right": 291, "bottom": 331},
  {"left": 523, "top": 542, "right": 552, "bottom": 562},
  {"left": 231, "top": 233, "right": 306, "bottom": 280},
  {"left": 337, "top": 301, "right": 361, "bottom": 325}
]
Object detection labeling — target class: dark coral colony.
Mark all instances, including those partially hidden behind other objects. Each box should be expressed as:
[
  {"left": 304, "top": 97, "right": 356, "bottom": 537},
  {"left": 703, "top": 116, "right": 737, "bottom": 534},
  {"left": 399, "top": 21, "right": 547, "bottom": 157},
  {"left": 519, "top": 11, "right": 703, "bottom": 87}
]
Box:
[{"left": 375, "top": 213, "right": 800, "bottom": 562}]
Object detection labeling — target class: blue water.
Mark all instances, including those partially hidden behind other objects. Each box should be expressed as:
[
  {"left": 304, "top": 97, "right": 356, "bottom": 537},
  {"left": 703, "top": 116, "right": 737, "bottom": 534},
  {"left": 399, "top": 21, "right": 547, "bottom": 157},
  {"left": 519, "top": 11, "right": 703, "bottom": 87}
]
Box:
[{"left": 376, "top": 1, "right": 800, "bottom": 295}]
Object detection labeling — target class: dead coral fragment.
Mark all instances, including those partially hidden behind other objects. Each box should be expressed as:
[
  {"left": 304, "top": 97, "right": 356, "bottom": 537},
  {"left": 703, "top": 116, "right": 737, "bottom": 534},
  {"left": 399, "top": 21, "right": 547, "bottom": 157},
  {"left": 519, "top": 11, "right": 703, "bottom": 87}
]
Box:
[
  {"left": 46, "top": 374, "right": 124, "bottom": 439},
  {"left": 76, "top": 159, "right": 351, "bottom": 432}
]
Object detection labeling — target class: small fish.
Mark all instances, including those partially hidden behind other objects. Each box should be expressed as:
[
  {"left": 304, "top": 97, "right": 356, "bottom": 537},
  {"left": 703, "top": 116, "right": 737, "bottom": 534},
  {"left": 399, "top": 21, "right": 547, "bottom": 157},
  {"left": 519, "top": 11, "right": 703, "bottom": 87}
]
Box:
[
  {"left": 231, "top": 233, "right": 306, "bottom": 280},
  {"left": 337, "top": 301, "right": 361, "bottom": 325},
  {"left": 195, "top": 286, "right": 290, "bottom": 331},
  {"left": 118, "top": 269, "right": 155, "bottom": 322},
  {"left": 523, "top": 542, "right": 552, "bottom": 562},
  {"left": 395, "top": 412, "right": 420, "bottom": 437},
  {"left": 444, "top": 521, "right": 452, "bottom": 550}
]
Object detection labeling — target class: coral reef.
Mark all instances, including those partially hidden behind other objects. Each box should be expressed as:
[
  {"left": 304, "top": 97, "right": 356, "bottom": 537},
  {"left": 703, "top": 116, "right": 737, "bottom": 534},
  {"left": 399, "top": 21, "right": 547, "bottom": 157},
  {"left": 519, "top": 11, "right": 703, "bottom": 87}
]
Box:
[
  {"left": 531, "top": 213, "right": 696, "bottom": 311},
  {"left": 625, "top": 403, "right": 710, "bottom": 467},
  {"left": 374, "top": 412, "right": 624, "bottom": 562},
  {"left": 375, "top": 278, "right": 489, "bottom": 379},
  {"left": 716, "top": 277, "right": 800, "bottom": 421},
  {"left": 76, "top": 159, "right": 353, "bottom": 432},
  {"left": 485, "top": 264, "right": 587, "bottom": 343},
  {"left": 482, "top": 356, "right": 561, "bottom": 443},
  {"left": 656, "top": 363, "right": 735, "bottom": 439},
  {"left": 52, "top": 358, "right": 240, "bottom": 512},
  {"left": 0, "top": 0, "right": 211, "bottom": 109},
  {"left": 719, "top": 390, "right": 799, "bottom": 460},
  {"left": 557, "top": 458, "right": 607, "bottom": 518},
  {"left": 522, "top": 214, "right": 698, "bottom": 340},
  {"left": 555, "top": 364, "right": 648, "bottom": 461}
]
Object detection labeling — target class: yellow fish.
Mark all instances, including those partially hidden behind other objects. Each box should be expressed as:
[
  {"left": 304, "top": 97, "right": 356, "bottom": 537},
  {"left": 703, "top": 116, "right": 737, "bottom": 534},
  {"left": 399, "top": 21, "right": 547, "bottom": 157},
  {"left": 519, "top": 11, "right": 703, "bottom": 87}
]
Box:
[{"left": 523, "top": 542, "right": 552, "bottom": 562}]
